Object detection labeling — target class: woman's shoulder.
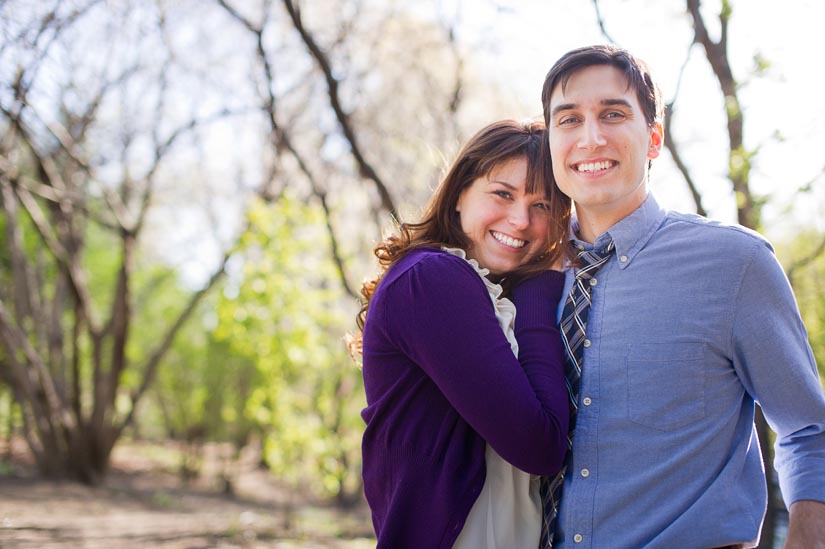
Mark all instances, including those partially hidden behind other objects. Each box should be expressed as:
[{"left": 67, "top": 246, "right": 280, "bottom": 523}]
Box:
[
  {"left": 389, "top": 246, "right": 474, "bottom": 277},
  {"left": 379, "top": 247, "right": 481, "bottom": 295}
]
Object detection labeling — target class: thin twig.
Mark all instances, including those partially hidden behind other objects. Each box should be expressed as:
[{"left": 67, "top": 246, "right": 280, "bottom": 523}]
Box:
[{"left": 591, "top": 0, "right": 617, "bottom": 44}]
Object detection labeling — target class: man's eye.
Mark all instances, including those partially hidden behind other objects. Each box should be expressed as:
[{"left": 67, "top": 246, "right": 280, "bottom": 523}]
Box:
[
  {"left": 604, "top": 111, "right": 626, "bottom": 120},
  {"left": 558, "top": 116, "right": 579, "bottom": 126}
]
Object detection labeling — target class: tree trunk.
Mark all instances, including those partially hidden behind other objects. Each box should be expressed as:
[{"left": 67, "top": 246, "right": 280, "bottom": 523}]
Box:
[
  {"left": 687, "top": 2, "right": 775, "bottom": 545},
  {"left": 755, "top": 407, "right": 776, "bottom": 548}
]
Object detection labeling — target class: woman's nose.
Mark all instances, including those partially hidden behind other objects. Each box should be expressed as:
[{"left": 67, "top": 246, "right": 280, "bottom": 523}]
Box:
[{"left": 507, "top": 205, "right": 530, "bottom": 230}]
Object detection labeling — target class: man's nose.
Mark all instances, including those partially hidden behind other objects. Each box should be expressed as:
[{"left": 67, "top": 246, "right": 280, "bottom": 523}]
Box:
[{"left": 578, "top": 118, "right": 607, "bottom": 149}]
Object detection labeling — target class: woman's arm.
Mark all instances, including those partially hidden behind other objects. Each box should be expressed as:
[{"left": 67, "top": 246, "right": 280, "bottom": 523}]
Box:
[{"left": 385, "top": 253, "right": 568, "bottom": 475}]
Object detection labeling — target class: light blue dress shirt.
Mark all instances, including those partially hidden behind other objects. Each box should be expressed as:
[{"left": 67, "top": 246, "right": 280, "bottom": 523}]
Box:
[{"left": 554, "top": 194, "right": 825, "bottom": 548}]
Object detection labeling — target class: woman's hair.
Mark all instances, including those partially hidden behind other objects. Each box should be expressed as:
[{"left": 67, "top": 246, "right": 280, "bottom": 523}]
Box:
[{"left": 351, "top": 119, "right": 571, "bottom": 353}]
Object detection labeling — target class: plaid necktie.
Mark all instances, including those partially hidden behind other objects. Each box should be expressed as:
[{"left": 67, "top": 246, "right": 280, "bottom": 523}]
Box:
[{"left": 539, "top": 239, "right": 615, "bottom": 548}]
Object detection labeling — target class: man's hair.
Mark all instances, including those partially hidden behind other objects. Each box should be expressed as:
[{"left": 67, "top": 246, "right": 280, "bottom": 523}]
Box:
[{"left": 541, "top": 45, "right": 664, "bottom": 128}]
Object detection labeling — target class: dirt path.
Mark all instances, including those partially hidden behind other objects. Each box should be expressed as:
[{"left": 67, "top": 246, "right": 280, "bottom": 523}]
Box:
[{"left": 0, "top": 440, "right": 375, "bottom": 548}]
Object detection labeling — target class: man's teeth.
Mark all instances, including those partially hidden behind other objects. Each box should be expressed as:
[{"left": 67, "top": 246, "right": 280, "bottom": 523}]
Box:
[
  {"left": 492, "top": 231, "right": 526, "bottom": 248},
  {"left": 577, "top": 160, "right": 614, "bottom": 172}
]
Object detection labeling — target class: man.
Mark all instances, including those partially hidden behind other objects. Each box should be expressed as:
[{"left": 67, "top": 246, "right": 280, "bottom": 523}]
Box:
[{"left": 541, "top": 45, "right": 825, "bottom": 548}]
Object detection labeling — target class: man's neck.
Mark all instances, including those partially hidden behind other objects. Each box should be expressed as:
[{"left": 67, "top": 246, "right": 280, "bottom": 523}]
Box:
[{"left": 574, "top": 192, "right": 649, "bottom": 244}]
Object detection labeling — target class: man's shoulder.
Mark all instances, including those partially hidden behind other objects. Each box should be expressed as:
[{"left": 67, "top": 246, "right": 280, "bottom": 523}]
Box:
[{"left": 661, "top": 210, "right": 771, "bottom": 249}]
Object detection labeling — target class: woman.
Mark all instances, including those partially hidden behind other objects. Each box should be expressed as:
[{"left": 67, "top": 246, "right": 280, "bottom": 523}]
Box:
[{"left": 354, "top": 119, "right": 571, "bottom": 548}]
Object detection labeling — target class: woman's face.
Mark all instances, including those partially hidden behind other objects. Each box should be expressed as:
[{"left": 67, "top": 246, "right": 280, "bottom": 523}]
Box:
[{"left": 455, "top": 157, "right": 552, "bottom": 276}]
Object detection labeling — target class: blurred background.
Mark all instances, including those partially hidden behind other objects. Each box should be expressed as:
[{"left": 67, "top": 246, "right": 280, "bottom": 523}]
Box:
[{"left": 1, "top": 0, "right": 823, "bottom": 547}]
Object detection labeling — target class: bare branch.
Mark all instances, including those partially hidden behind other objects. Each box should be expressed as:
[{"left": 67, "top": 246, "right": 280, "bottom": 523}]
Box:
[
  {"left": 0, "top": 176, "right": 36, "bottom": 327},
  {"left": 444, "top": 10, "right": 465, "bottom": 141},
  {"left": 11, "top": 180, "right": 100, "bottom": 333},
  {"left": 0, "top": 296, "right": 77, "bottom": 433},
  {"left": 592, "top": 0, "right": 617, "bottom": 44},
  {"left": 115, "top": 247, "right": 235, "bottom": 441},
  {"left": 215, "top": 0, "right": 359, "bottom": 296},
  {"left": 669, "top": 45, "right": 695, "bottom": 107},
  {"left": 787, "top": 235, "right": 825, "bottom": 286},
  {"left": 1, "top": 90, "right": 133, "bottom": 231},
  {"left": 795, "top": 166, "right": 825, "bottom": 195},
  {"left": 661, "top": 45, "right": 706, "bottom": 215},
  {"left": 134, "top": 107, "right": 250, "bottom": 233},
  {"left": 9, "top": 0, "right": 104, "bottom": 100},
  {"left": 687, "top": 0, "right": 754, "bottom": 229},
  {"left": 663, "top": 104, "right": 707, "bottom": 217},
  {"left": 320, "top": 202, "right": 358, "bottom": 298},
  {"left": 279, "top": 0, "right": 398, "bottom": 220}
]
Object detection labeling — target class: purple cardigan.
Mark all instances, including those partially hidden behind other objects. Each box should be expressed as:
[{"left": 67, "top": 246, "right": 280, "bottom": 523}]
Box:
[{"left": 360, "top": 248, "right": 569, "bottom": 548}]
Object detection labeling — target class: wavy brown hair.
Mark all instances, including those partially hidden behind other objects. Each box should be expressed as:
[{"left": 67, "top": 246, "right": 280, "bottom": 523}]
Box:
[{"left": 350, "top": 119, "right": 571, "bottom": 354}]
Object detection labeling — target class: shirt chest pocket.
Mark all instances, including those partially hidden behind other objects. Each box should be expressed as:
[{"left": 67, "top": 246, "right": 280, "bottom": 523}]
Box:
[{"left": 625, "top": 342, "right": 707, "bottom": 431}]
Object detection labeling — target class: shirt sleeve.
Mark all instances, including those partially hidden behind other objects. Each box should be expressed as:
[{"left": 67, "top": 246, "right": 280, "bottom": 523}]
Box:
[
  {"left": 382, "top": 253, "right": 569, "bottom": 476},
  {"left": 730, "top": 240, "right": 825, "bottom": 506}
]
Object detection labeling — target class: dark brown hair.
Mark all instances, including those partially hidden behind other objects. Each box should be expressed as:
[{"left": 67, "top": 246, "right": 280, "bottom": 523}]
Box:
[
  {"left": 541, "top": 45, "right": 664, "bottom": 129},
  {"left": 351, "top": 119, "right": 571, "bottom": 351}
]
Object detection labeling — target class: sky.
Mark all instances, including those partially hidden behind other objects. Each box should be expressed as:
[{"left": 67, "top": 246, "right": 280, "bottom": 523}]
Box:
[{"left": 439, "top": 0, "right": 824, "bottom": 241}]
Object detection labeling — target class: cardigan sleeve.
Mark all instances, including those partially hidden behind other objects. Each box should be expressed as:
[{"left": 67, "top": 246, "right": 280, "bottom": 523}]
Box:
[{"left": 382, "top": 252, "right": 569, "bottom": 475}]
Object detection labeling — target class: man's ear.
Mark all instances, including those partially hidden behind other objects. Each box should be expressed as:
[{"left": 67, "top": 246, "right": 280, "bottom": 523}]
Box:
[{"left": 648, "top": 121, "right": 664, "bottom": 159}]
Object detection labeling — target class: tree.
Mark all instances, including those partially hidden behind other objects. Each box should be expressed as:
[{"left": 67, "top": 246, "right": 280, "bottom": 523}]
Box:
[
  {"left": 684, "top": 2, "right": 776, "bottom": 545},
  {"left": 0, "top": 0, "right": 477, "bottom": 485},
  {"left": 0, "top": 0, "right": 250, "bottom": 483}
]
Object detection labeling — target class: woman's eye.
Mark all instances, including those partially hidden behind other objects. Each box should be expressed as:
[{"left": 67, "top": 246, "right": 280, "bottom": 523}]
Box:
[
  {"left": 534, "top": 202, "right": 551, "bottom": 211},
  {"left": 494, "top": 190, "right": 512, "bottom": 199}
]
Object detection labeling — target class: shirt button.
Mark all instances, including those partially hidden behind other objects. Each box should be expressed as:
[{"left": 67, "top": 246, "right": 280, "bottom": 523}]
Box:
[
  {"left": 581, "top": 468, "right": 590, "bottom": 477},
  {"left": 583, "top": 397, "right": 592, "bottom": 406},
  {"left": 574, "top": 533, "right": 584, "bottom": 543},
  {"left": 620, "top": 255, "right": 628, "bottom": 262},
  {"left": 583, "top": 339, "right": 591, "bottom": 348},
  {"left": 577, "top": 244, "right": 585, "bottom": 251},
  {"left": 589, "top": 278, "right": 597, "bottom": 286}
]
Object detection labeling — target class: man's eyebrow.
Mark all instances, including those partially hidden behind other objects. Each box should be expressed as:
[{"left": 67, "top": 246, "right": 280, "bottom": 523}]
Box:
[
  {"left": 551, "top": 98, "right": 634, "bottom": 117},
  {"left": 550, "top": 103, "right": 576, "bottom": 117},
  {"left": 602, "top": 98, "right": 633, "bottom": 109}
]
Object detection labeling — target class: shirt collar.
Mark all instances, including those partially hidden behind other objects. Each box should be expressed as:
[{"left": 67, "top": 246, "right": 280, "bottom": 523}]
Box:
[{"left": 569, "top": 194, "right": 666, "bottom": 269}]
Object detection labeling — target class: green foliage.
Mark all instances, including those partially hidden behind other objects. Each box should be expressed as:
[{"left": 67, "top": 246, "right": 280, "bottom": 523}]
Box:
[
  {"left": 778, "top": 232, "right": 825, "bottom": 385},
  {"left": 136, "top": 270, "right": 260, "bottom": 449},
  {"left": 721, "top": 0, "right": 733, "bottom": 22},
  {"left": 210, "top": 194, "right": 364, "bottom": 500},
  {"left": 137, "top": 193, "right": 366, "bottom": 501},
  {"left": 752, "top": 52, "right": 771, "bottom": 76}
]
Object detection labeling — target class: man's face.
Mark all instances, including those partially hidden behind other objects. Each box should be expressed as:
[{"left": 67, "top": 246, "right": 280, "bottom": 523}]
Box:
[{"left": 546, "top": 64, "right": 663, "bottom": 234}]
